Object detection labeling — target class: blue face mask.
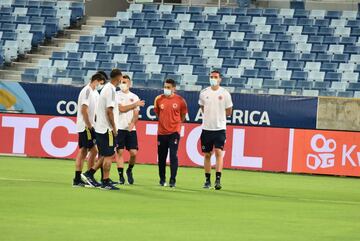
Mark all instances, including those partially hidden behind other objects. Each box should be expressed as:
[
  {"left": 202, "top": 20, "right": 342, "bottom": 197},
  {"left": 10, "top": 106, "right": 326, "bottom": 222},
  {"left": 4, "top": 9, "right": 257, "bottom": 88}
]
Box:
[
  {"left": 209, "top": 78, "right": 218, "bottom": 86},
  {"left": 96, "top": 84, "right": 104, "bottom": 92},
  {"left": 164, "top": 88, "right": 172, "bottom": 96}
]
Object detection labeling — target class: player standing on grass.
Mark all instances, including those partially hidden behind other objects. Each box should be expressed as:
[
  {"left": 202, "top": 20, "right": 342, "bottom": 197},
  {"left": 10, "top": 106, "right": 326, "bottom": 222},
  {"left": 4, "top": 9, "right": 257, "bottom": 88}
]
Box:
[
  {"left": 199, "top": 70, "right": 233, "bottom": 190},
  {"left": 115, "top": 75, "right": 145, "bottom": 184},
  {"left": 73, "top": 73, "right": 106, "bottom": 187},
  {"left": 154, "top": 79, "right": 188, "bottom": 188},
  {"left": 82, "top": 69, "right": 122, "bottom": 190}
]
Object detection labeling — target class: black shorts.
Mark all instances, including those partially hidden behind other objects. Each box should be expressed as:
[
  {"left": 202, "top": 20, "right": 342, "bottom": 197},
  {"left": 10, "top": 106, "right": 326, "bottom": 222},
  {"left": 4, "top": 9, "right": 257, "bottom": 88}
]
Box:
[
  {"left": 78, "top": 128, "right": 96, "bottom": 149},
  {"left": 200, "top": 130, "right": 226, "bottom": 153},
  {"left": 116, "top": 130, "right": 138, "bottom": 151},
  {"left": 95, "top": 130, "right": 115, "bottom": 157}
]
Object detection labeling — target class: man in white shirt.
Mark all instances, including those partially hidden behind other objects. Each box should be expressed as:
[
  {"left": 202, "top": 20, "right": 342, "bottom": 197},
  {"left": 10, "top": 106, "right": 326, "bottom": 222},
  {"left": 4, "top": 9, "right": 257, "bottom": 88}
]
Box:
[
  {"left": 82, "top": 69, "right": 122, "bottom": 190},
  {"left": 198, "top": 70, "right": 233, "bottom": 190},
  {"left": 115, "top": 75, "right": 145, "bottom": 185},
  {"left": 73, "top": 73, "right": 105, "bottom": 187}
]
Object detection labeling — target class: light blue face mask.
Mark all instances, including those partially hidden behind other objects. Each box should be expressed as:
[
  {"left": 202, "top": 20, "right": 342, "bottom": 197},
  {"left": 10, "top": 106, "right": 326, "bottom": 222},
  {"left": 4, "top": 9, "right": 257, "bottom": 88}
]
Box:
[
  {"left": 96, "top": 84, "right": 104, "bottom": 91},
  {"left": 164, "top": 88, "right": 172, "bottom": 96},
  {"left": 209, "top": 78, "right": 218, "bottom": 86}
]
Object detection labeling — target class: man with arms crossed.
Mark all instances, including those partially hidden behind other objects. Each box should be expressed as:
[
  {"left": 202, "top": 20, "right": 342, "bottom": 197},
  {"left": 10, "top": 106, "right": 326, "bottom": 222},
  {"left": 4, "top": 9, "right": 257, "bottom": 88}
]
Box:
[
  {"left": 73, "top": 73, "right": 105, "bottom": 187},
  {"left": 154, "top": 79, "right": 188, "bottom": 188},
  {"left": 115, "top": 75, "right": 145, "bottom": 184},
  {"left": 199, "top": 70, "right": 233, "bottom": 190}
]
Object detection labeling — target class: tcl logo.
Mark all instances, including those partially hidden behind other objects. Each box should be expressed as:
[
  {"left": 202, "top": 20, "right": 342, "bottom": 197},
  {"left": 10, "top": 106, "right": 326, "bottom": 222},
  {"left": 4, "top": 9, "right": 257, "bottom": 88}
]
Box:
[{"left": 1, "top": 115, "right": 77, "bottom": 157}]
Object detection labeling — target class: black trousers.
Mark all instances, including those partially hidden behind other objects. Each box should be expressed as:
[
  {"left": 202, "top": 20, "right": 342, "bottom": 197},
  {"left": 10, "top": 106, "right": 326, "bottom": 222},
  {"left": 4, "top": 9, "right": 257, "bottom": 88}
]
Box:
[{"left": 157, "top": 132, "right": 180, "bottom": 182}]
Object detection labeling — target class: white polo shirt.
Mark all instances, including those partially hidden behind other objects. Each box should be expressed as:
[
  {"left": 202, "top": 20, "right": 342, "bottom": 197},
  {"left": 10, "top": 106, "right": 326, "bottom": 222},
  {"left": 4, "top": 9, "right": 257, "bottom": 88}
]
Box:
[
  {"left": 198, "top": 86, "right": 233, "bottom": 131},
  {"left": 116, "top": 90, "right": 140, "bottom": 131},
  {"left": 94, "top": 82, "right": 117, "bottom": 134},
  {"left": 76, "top": 84, "right": 96, "bottom": 133},
  {"left": 93, "top": 89, "right": 100, "bottom": 117}
]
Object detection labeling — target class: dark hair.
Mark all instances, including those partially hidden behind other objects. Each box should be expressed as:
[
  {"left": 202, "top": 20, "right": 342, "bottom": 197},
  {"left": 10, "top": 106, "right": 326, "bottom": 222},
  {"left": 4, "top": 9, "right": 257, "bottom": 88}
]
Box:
[
  {"left": 110, "top": 69, "right": 122, "bottom": 79},
  {"left": 96, "top": 70, "right": 108, "bottom": 80},
  {"left": 211, "top": 70, "right": 221, "bottom": 77},
  {"left": 122, "top": 75, "right": 131, "bottom": 80},
  {"left": 164, "top": 78, "right": 176, "bottom": 87},
  {"left": 91, "top": 73, "right": 105, "bottom": 82}
]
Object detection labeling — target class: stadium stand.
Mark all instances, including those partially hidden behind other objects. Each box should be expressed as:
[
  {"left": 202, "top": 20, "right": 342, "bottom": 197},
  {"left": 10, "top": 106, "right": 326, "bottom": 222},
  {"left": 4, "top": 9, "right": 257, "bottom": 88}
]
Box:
[
  {"left": 12, "top": 3, "right": 360, "bottom": 97},
  {"left": 0, "top": 0, "right": 84, "bottom": 70}
]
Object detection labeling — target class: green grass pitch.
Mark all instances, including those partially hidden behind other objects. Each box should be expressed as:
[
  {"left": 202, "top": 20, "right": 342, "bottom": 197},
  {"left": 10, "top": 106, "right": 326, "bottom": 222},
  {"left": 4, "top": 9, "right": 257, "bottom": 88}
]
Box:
[{"left": 0, "top": 156, "right": 359, "bottom": 241}]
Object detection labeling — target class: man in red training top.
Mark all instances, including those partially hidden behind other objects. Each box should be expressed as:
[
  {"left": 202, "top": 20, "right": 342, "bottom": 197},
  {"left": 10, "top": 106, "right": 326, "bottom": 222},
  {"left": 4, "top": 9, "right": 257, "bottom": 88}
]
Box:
[{"left": 154, "top": 79, "right": 188, "bottom": 188}]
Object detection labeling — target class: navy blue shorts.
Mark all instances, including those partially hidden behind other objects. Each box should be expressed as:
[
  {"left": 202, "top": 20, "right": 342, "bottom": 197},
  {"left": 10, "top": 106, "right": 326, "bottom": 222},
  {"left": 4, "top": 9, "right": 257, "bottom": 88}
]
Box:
[
  {"left": 116, "top": 130, "right": 138, "bottom": 151},
  {"left": 200, "top": 130, "right": 226, "bottom": 153},
  {"left": 95, "top": 130, "right": 115, "bottom": 157},
  {"left": 78, "top": 128, "right": 96, "bottom": 149}
]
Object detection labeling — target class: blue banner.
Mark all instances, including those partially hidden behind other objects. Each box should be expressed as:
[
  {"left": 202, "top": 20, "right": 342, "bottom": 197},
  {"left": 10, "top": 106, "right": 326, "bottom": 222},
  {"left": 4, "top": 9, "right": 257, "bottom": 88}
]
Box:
[{"left": 0, "top": 81, "right": 318, "bottom": 129}]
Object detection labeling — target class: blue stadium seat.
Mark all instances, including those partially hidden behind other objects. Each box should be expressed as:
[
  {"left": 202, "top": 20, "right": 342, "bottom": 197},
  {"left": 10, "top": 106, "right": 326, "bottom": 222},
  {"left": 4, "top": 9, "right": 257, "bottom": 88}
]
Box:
[
  {"left": 219, "top": 49, "right": 235, "bottom": 58},
  {"left": 258, "top": 70, "right": 275, "bottom": 79},
  {"left": 223, "top": 59, "right": 239, "bottom": 68},
  {"left": 292, "top": 71, "right": 308, "bottom": 81},
  {"left": 243, "top": 69, "right": 258, "bottom": 78},
  {"left": 187, "top": 48, "right": 203, "bottom": 57},
  {"left": 116, "top": 63, "right": 131, "bottom": 71},
  {"left": 333, "top": 54, "right": 349, "bottom": 63},
  {"left": 130, "top": 63, "right": 146, "bottom": 72},
  {"left": 321, "top": 63, "right": 338, "bottom": 72},
  {"left": 190, "top": 57, "right": 206, "bottom": 66},
  {"left": 127, "top": 54, "right": 143, "bottom": 63},
  {"left": 67, "top": 52, "right": 81, "bottom": 61},
  {"left": 162, "top": 64, "right": 178, "bottom": 74},
  {"left": 288, "top": 61, "right": 304, "bottom": 71},
  {"left": 156, "top": 47, "right": 171, "bottom": 56},
  {"left": 283, "top": 52, "right": 300, "bottom": 61},
  {"left": 68, "top": 61, "right": 83, "bottom": 70},
  {"left": 159, "top": 55, "right": 175, "bottom": 65},
  {"left": 324, "top": 72, "right": 341, "bottom": 82},
  {"left": 175, "top": 56, "right": 191, "bottom": 65},
  {"left": 171, "top": 47, "right": 187, "bottom": 56}
]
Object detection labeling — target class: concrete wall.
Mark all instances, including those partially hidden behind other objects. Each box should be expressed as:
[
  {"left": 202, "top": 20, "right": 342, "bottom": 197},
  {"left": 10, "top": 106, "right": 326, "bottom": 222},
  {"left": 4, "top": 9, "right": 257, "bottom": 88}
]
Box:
[
  {"left": 85, "top": 0, "right": 129, "bottom": 17},
  {"left": 317, "top": 97, "right": 360, "bottom": 131}
]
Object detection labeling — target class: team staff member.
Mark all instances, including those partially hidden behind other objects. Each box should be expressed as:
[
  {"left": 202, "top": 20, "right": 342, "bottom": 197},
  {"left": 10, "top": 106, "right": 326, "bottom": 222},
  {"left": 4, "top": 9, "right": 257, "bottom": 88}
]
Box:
[
  {"left": 115, "top": 75, "right": 145, "bottom": 184},
  {"left": 82, "top": 69, "right": 122, "bottom": 190},
  {"left": 154, "top": 79, "right": 188, "bottom": 188},
  {"left": 199, "top": 70, "right": 233, "bottom": 190},
  {"left": 73, "top": 73, "right": 105, "bottom": 187}
]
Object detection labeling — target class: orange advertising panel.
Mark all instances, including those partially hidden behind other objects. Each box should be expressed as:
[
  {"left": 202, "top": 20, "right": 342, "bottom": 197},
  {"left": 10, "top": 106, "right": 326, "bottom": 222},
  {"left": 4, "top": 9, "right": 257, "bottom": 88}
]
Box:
[{"left": 291, "top": 129, "right": 360, "bottom": 177}]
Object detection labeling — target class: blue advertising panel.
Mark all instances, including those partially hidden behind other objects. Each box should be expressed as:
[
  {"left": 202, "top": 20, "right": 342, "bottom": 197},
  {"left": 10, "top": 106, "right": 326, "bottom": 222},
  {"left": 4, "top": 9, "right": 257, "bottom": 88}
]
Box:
[{"left": 0, "top": 81, "right": 318, "bottom": 129}]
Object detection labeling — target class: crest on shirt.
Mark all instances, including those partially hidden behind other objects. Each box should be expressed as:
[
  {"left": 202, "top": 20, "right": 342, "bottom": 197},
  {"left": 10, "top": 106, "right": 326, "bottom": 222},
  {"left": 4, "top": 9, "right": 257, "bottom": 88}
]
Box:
[
  {"left": 218, "top": 95, "right": 223, "bottom": 100},
  {"left": 130, "top": 98, "right": 134, "bottom": 102},
  {"left": 160, "top": 104, "right": 165, "bottom": 109},
  {"left": 172, "top": 103, "right": 178, "bottom": 109}
]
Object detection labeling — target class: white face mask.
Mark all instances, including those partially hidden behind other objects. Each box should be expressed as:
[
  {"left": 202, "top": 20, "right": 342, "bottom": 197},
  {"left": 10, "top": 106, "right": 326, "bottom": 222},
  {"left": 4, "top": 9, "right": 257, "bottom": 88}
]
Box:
[
  {"left": 209, "top": 78, "right": 218, "bottom": 86},
  {"left": 120, "top": 83, "right": 129, "bottom": 92},
  {"left": 164, "top": 88, "right": 172, "bottom": 96},
  {"left": 96, "top": 84, "right": 104, "bottom": 91}
]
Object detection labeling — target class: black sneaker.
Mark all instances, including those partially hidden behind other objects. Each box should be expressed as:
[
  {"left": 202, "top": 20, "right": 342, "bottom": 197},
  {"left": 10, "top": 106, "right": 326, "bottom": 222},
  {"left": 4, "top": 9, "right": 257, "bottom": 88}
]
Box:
[
  {"left": 72, "top": 179, "right": 86, "bottom": 187},
  {"left": 102, "top": 178, "right": 119, "bottom": 186},
  {"left": 81, "top": 172, "right": 101, "bottom": 188},
  {"left": 203, "top": 180, "right": 211, "bottom": 189},
  {"left": 214, "top": 179, "right": 222, "bottom": 190},
  {"left": 159, "top": 180, "right": 167, "bottom": 187},
  {"left": 126, "top": 169, "right": 134, "bottom": 185},
  {"left": 119, "top": 175, "right": 125, "bottom": 185},
  {"left": 169, "top": 178, "right": 176, "bottom": 188},
  {"left": 101, "top": 182, "right": 120, "bottom": 191},
  {"left": 109, "top": 178, "right": 119, "bottom": 185}
]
